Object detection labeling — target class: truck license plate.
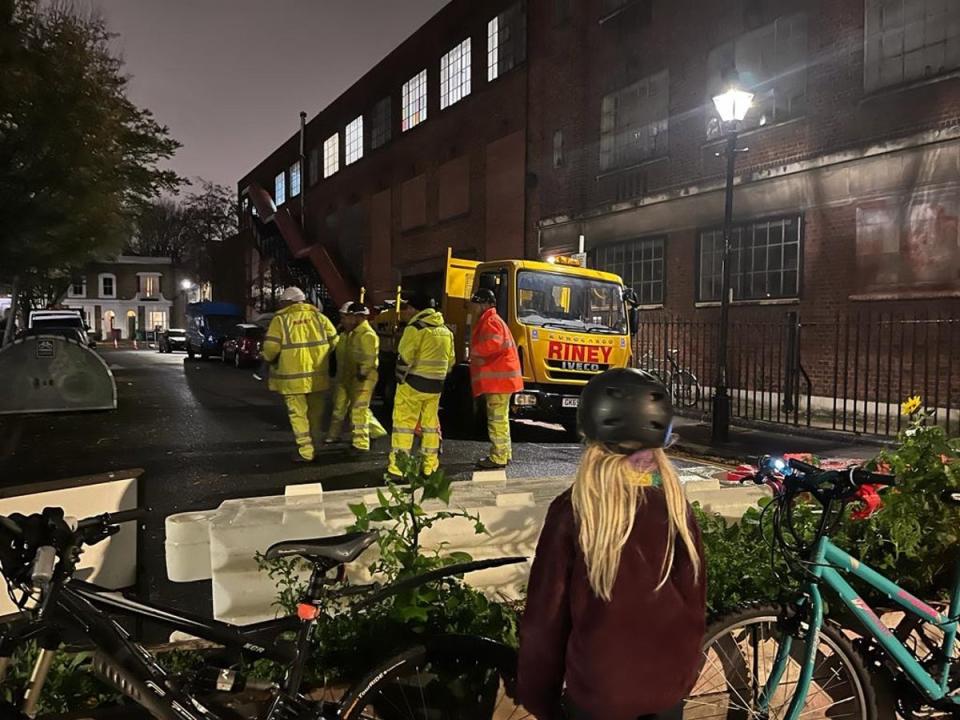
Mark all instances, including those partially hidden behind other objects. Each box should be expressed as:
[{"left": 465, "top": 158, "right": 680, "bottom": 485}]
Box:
[{"left": 562, "top": 397, "right": 579, "bottom": 408}]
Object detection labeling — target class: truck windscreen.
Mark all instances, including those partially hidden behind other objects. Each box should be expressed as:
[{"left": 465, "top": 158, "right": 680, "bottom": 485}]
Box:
[{"left": 516, "top": 271, "right": 626, "bottom": 335}]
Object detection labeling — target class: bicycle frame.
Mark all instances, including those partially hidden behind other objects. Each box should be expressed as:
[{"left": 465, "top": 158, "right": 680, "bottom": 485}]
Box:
[{"left": 763, "top": 536, "right": 960, "bottom": 719}]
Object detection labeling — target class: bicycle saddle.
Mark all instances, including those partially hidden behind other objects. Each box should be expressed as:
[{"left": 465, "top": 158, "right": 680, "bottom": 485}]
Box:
[{"left": 264, "top": 531, "right": 377, "bottom": 565}]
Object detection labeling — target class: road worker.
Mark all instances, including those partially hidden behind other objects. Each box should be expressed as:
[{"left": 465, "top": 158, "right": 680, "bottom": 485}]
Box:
[
  {"left": 469, "top": 288, "right": 523, "bottom": 469},
  {"left": 261, "top": 287, "right": 337, "bottom": 463},
  {"left": 326, "top": 301, "right": 387, "bottom": 455},
  {"left": 327, "top": 301, "right": 354, "bottom": 443},
  {"left": 386, "top": 293, "right": 454, "bottom": 479}
]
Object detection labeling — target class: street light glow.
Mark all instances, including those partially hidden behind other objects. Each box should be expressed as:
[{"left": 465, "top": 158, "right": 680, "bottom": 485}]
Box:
[
  {"left": 712, "top": 87, "right": 754, "bottom": 124},
  {"left": 180, "top": 279, "right": 193, "bottom": 290}
]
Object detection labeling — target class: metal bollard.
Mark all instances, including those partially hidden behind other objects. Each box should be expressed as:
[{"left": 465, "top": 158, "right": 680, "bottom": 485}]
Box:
[{"left": 22, "top": 648, "right": 55, "bottom": 718}]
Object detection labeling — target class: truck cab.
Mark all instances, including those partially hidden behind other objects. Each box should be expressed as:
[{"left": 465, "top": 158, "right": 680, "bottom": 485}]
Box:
[{"left": 445, "top": 254, "right": 633, "bottom": 431}]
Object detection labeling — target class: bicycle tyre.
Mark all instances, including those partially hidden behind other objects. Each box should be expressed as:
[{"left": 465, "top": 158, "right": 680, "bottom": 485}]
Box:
[
  {"left": 338, "top": 634, "right": 532, "bottom": 720},
  {"left": 673, "top": 370, "right": 700, "bottom": 409},
  {"left": 685, "top": 604, "right": 893, "bottom": 720}
]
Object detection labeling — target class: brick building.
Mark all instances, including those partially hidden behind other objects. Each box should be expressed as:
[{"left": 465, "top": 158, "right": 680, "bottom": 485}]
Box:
[
  {"left": 237, "top": 0, "right": 529, "bottom": 307},
  {"left": 63, "top": 256, "right": 183, "bottom": 340},
  {"left": 238, "top": 0, "right": 960, "bottom": 434}
]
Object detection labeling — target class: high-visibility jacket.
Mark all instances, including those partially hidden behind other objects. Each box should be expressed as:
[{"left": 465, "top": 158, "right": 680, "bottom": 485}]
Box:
[
  {"left": 396, "top": 308, "right": 455, "bottom": 394},
  {"left": 347, "top": 320, "right": 379, "bottom": 380},
  {"left": 262, "top": 302, "right": 337, "bottom": 395},
  {"left": 470, "top": 307, "right": 523, "bottom": 397}
]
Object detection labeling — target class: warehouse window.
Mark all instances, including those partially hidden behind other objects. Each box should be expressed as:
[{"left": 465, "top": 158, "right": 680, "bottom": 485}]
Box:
[
  {"left": 274, "top": 171, "right": 286, "bottom": 205},
  {"left": 865, "top": 0, "right": 960, "bottom": 92},
  {"left": 593, "top": 237, "right": 665, "bottom": 306},
  {"left": 345, "top": 116, "right": 363, "bottom": 165},
  {"left": 323, "top": 133, "right": 339, "bottom": 178},
  {"left": 553, "top": 130, "right": 564, "bottom": 168},
  {"left": 289, "top": 160, "right": 301, "bottom": 198},
  {"left": 370, "top": 97, "right": 392, "bottom": 149},
  {"left": 698, "top": 216, "right": 801, "bottom": 302},
  {"left": 488, "top": 2, "right": 527, "bottom": 81},
  {"left": 402, "top": 70, "right": 428, "bottom": 131},
  {"left": 440, "top": 38, "right": 472, "bottom": 109},
  {"left": 706, "top": 14, "right": 807, "bottom": 135},
  {"left": 308, "top": 148, "right": 320, "bottom": 186},
  {"left": 599, "top": 70, "right": 669, "bottom": 172}
]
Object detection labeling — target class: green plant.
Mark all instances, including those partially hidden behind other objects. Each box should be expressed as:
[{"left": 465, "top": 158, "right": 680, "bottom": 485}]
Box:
[{"left": 849, "top": 401, "right": 960, "bottom": 596}]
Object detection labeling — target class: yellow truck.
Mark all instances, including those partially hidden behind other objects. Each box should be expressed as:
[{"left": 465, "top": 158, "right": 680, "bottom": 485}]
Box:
[{"left": 429, "top": 250, "right": 637, "bottom": 433}]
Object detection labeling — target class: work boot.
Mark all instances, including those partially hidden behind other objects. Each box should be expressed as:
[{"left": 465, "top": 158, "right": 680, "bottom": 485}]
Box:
[
  {"left": 383, "top": 470, "right": 403, "bottom": 483},
  {"left": 475, "top": 457, "right": 508, "bottom": 470},
  {"left": 346, "top": 446, "right": 368, "bottom": 459},
  {"left": 292, "top": 454, "right": 314, "bottom": 464}
]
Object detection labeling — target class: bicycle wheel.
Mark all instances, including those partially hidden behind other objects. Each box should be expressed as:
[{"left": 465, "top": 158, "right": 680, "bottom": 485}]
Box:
[
  {"left": 673, "top": 370, "right": 701, "bottom": 409},
  {"left": 684, "top": 605, "right": 889, "bottom": 720},
  {"left": 339, "top": 634, "right": 531, "bottom": 720}
]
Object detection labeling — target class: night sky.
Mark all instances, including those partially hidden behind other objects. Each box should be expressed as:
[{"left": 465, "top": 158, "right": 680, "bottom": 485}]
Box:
[{"left": 93, "top": 0, "right": 449, "bottom": 192}]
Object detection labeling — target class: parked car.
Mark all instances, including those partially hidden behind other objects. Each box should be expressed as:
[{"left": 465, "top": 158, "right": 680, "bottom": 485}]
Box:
[
  {"left": 26, "top": 309, "right": 96, "bottom": 348},
  {"left": 184, "top": 302, "right": 243, "bottom": 360},
  {"left": 158, "top": 328, "right": 188, "bottom": 353},
  {"left": 221, "top": 323, "right": 265, "bottom": 368},
  {"left": 18, "top": 326, "right": 93, "bottom": 347}
]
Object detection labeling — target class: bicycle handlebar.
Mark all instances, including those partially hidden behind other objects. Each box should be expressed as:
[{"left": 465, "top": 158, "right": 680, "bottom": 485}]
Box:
[{"left": 77, "top": 508, "right": 147, "bottom": 530}]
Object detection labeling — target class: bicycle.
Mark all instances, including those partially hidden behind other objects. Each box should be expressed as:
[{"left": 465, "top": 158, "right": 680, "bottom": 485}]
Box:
[
  {"left": 637, "top": 348, "right": 701, "bottom": 409},
  {"left": 0, "top": 507, "right": 530, "bottom": 720},
  {"left": 682, "top": 454, "right": 960, "bottom": 719}
]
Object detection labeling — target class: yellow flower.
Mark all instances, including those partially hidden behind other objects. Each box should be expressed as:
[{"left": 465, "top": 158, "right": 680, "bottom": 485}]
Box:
[{"left": 901, "top": 395, "right": 922, "bottom": 416}]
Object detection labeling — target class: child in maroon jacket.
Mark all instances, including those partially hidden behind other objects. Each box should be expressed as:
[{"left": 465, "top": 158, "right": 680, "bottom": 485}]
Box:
[{"left": 518, "top": 369, "right": 706, "bottom": 720}]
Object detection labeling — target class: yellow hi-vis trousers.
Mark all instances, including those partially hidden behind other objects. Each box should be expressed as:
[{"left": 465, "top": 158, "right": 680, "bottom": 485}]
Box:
[
  {"left": 388, "top": 383, "right": 441, "bottom": 476},
  {"left": 328, "top": 376, "right": 387, "bottom": 450},
  {"left": 485, "top": 393, "right": 512, "bottom": 465},
  {"left": 284, "top": 392, "right": 326, "bottom": 461}
]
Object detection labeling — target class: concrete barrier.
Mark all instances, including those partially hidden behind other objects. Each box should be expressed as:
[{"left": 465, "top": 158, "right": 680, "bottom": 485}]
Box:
[
  {"left": 0, "top": 470, "right": 141, "bottom": 617},
  {"left": 165, "top": 467, "right": 767, "bottom": 625}
]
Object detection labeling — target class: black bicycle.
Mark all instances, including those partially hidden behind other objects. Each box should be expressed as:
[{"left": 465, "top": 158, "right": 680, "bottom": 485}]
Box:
[{"left": 0, "top": 507, "right": 531, "bottom": 720}]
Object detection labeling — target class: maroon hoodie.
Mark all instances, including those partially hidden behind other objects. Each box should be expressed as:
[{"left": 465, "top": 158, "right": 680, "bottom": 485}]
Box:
[{"left": 517, "top": 485, "right": 706, "bottom": 720}]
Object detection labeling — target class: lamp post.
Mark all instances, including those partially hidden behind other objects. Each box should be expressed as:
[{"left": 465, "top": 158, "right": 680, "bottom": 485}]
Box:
[{"left": 710, "top": 84, "right": 753, "bottom": 443}]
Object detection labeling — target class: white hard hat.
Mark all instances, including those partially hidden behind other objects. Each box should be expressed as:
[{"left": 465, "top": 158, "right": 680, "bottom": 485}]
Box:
[
  {"left": 279, "top": 287, "right": 306, "bottom": 303},
  {"left": 338, "top": 301, "right": 353, "bottom": 314}
]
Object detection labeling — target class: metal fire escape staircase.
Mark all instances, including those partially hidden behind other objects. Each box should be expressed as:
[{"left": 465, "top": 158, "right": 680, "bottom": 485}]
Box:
[{"left": 247, "top": 183, "right": 358, "bottom": 308}]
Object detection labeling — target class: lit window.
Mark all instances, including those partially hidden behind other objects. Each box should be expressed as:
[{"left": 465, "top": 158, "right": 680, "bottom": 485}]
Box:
[
  {"left": 370, "top": 97, "right": 392, "bottom": 149},
  {"left": 593, "top": 237, "right": 665, "bottom": 306},
  {"left": 289, "top": 161, "right": 301, "bottom": 197},
  {"left": 440, "top": 38, "right": 472, "bottom": 109},
  {"left": 706, "top": 14, "right": 807, "bottom": 135},
  {"left": 698, "top": 216, "right": 801, "bottom": 302},
  {"left": 488, "top": 2, "right": 527, "bottom": 81},
  {"left": 599, "top": 70, "right": 669, "bottom": 172},
  {"left": 324, "top": 133, "right": 339, "bottom": 178},
  {"left": 148, "top": 311, "right": 167, "bottom": 332},
  {"left": 345, "top": 116, "right": 363, "bottom": 165},
  {"left": 140, "top": 275, "right": 160, "bottom": 298},
  {"left": 308, "top": 147, "right": 320, "bottom": 185},
  {"left": 275, "top": 172, "right": 286, "bottom": 205},
  {"left": 402, "top": 70, "right": 428, "bottom": 131},
  {"left": 864, "top": 0, "right": 960, "bottom": 92}
]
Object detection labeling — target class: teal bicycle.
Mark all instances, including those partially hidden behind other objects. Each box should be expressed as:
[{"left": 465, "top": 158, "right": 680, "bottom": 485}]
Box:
[{"left": 684, "top": 456, "right": 960, "bottom": 719}]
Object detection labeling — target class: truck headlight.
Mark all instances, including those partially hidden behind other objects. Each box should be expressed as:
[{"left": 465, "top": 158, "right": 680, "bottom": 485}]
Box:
[{"left": 514, "top": 393, "right": 537, "bottom": 407}]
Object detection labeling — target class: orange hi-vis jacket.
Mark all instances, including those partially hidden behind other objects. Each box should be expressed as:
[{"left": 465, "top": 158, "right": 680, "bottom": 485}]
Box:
[{"left": 470, "top": 307, "right": 523, "bottom": 398}]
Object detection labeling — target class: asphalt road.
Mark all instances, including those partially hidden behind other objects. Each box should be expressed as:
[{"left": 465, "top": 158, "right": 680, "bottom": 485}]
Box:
[{"left": 0, "top": 347, "right": 588, "bottom": 619}]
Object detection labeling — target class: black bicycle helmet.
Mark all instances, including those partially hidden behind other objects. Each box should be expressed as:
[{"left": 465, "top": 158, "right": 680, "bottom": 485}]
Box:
[{"left": 577, "top": 368, "right": 674, "bottom": 449}]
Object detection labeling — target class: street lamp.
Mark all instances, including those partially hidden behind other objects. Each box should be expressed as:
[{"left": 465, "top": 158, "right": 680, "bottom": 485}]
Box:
[
  {"left": 180, "top": 279, "right": 194, "bottom": 291},
  {"left": 710, "top": 82, "right": 753, "bottom": 443}
]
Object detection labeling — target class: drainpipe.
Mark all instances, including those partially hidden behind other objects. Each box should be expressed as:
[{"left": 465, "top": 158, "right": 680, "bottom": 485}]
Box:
[{"left": 299, "top": 111, "right": 307, "bottom": 229}]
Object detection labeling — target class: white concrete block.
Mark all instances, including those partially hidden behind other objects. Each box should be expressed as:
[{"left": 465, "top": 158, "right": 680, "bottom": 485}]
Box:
[
  {"left": 472, "top": 469, "right": 507, "bottom": 484},
  {"left": 0, "top": 472, "right": 139, "bottom": 617},
  {"left": 495, "top": 492, "right": 535, "bottom": 507},
  {"left": 285, "top": 483, "right": 323, "bottom": 498}
]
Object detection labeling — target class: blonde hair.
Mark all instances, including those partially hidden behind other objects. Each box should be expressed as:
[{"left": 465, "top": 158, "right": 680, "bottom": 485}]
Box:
[{"left": 571, "top": 444, "right": 700, "bottom": 601}]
